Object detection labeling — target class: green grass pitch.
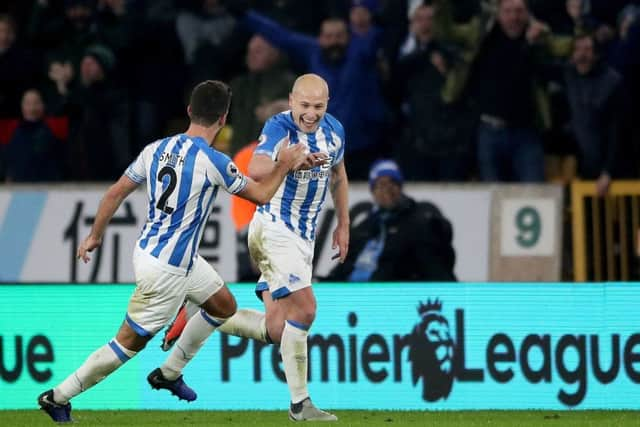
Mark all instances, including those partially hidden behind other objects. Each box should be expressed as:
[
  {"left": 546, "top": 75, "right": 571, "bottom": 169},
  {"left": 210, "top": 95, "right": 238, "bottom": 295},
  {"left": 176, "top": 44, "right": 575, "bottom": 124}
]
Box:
[{"left": 1, "top": 410, "right": 638, "bottom": 426}]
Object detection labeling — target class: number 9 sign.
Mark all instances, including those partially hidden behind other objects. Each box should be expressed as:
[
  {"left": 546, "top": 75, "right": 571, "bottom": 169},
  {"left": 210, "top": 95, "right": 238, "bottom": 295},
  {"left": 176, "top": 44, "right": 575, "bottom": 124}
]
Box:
[{"left": 500, "top": 199, "right": 556, "bottom": 256}]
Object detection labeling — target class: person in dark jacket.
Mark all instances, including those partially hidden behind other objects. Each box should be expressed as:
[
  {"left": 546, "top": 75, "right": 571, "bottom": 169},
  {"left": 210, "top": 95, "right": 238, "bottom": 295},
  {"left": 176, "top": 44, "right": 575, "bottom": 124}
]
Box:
[
  {"left": 0, "top": 14, "right": 41, "bottom": 118},
  {"left": 327, "top": 159, "right": 457, "bottom": 282},
  {"left": 50, "top": 43, "right": 131, "bottom": 181},
  {"left": 394, "top": 4, "right": 474, "bottom": 181},
  {"left": 4, "top": 89, "right": 64, "bottom": 182},
  {"left": 565, "top": 33, "right": 624, "bottom": 196}
]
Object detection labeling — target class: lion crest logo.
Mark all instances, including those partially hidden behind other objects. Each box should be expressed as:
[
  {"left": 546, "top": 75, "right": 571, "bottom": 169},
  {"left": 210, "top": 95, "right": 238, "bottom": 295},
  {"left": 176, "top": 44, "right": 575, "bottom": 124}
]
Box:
[{"left": 408, "top": 299, "right": 455, "bottom": 402}]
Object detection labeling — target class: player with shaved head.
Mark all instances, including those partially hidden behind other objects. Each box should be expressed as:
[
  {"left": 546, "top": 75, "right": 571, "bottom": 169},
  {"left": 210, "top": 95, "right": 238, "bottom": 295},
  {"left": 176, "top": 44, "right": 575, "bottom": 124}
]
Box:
[
  {"left": 160, "top": 74, "right": 349, "bottom": 421},
  {"left": 247, "top": 74, "right": 349, "bottom": 421}
]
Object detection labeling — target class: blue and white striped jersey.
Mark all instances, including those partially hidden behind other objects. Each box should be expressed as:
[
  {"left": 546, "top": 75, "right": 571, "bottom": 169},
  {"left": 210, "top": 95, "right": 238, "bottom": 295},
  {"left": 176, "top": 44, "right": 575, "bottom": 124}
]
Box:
[
  {"left": 254, "top": 111, "right": 346, "bottom": 241},
  {"left": 125, "top": 134, "right": 247, "bottom": 275}
]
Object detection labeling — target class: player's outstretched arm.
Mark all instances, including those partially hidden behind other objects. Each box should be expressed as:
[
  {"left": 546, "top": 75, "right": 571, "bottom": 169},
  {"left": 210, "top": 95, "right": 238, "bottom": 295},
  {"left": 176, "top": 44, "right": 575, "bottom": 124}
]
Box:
[
  {"left": 77, "top": 175, "right": 140, "bottom": 263},
  {"left": 237, "top": 140, "right": 306, "bottom": 205},
  {"left": 330, "top": 161, "right": 350, "bottom": 263}
]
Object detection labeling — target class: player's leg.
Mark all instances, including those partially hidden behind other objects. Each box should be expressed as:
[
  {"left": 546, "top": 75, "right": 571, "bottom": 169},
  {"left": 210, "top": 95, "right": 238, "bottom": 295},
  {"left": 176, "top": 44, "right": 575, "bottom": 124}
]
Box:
[
  {"left": 261, "top": 288, "right": 294, "bottom": 343},
  {"left": 162, "top": 299, "right": 273, "bottom": 351},
  {"left": 151, "top": 256, "right": 236, "bottom": 400},
  {"left": 38, "top": 252, "right": 182, "bottom": 421},
  {"left": 257, "top": 231, "right": 335, "bottom": 420},
  {"left": 50, "top": 321, "right": 150, "bottom": 401},
  {"left": 272, "top": 287, "right": 336, "bottom": 421},
  {"left": 161, "top": 215, "right": 276, "bottom": 349},
  {"left": 274, "top": 287, "right": 316, "bottom": 400},
  {"left": 156, "top": 287, "right": 235, "bottom": 382},
  {"left": 259, "top": 222, "right": 336, "bottom": 421},
  {"left": 38, "top": 320, "right": 149, "bottom": 423},
  {"left": 218, "top": 307, "right": 273, "bottom": 342}
]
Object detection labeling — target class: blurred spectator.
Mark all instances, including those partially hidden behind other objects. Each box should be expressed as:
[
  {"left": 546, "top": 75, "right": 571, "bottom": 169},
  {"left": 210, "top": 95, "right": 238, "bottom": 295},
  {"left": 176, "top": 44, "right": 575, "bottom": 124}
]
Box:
[
  {"left": 126, "top": 0, "right": 185, "bottom": 150},
  {"left": 433, "top": 0, "right": 572, "bottom": 182},
  {"left": 229, "top": 35, "right": 294, "bottom": 155},
  {"left": 0, "top": 1, "right": 33, "bottom": 37},
  {"left": 232, "top": 0, "right": 390, "bottom": 180},
  {"left": 589, "top": 0, "right": 636, "bottom": 28},
  {"left": 43, "top": 55, "right": 75, "bottom": 115},
  {"left": 608, "top": 5, "right": 640, "bottom": 77},
  {"left": 537, "top": 0, "right": 620, "bottom": 40},
  {"left": 607, "top": 6, "right": 640, "bottom": 177},
  {"left": 350, "top": 0, "right": 375, "bottom": 36},
  {"left": 28, "top": 0, "right": 98, "bottom": 67},
  {"left": 176, "top": 0, "right": 245, "bottom": 85},
  {"left": 4, "top": 89, "right": 64, "bottom": 182},
  {"left": 248, "top": 0, "right": 331, "bottom": 36},
  {"left": 326, "top": 159, "right": 457, "bottom": 282},
  {"left": 380, "top": 0, "right": 479, "bottom": 65},
  {"left": 94, "top": 0, "right": 134, "bottom": 56},
  {"left": 553, "top": 0, "right": 599, "bottom": 35},
  {"left": 54, "top": 44, "right": 130, "bottom": 180},
  {"left": 565, "top": 34, "right": 625, "bottom": 196},
  {"left": 0, "top": 14, "right": 41, "bottom": 117},
  {"left": 394, "top": 4, "right": 474, "bottom": 181}
]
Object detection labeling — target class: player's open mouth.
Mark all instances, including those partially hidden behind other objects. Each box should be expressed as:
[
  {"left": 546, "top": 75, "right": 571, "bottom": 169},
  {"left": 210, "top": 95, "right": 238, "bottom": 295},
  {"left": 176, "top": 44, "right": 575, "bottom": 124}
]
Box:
[{"left": 301, "top": 116, "right": 318, "bottom": 126}]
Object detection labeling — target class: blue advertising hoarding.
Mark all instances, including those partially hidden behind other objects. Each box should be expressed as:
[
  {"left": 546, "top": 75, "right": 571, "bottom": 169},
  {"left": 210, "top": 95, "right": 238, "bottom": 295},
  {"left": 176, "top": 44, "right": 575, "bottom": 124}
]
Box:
[{"left": 1, "top": 283, "right": 638, "bottom": 410}]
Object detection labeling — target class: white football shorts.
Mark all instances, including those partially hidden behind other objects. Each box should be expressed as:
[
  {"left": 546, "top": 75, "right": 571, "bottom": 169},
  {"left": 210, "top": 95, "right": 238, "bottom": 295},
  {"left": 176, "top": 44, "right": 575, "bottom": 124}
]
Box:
[
  {"left": 248, "top": 212, "right": 313, "bottom": 300},
  {"left": 126, "top": 246, "right": 224, "bottom": 336}
]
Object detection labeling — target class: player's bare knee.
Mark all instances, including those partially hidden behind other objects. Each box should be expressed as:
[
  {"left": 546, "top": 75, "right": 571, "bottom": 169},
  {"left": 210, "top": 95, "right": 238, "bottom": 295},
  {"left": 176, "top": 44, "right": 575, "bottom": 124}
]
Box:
[
  {"left": 266, "top": 312, "right": 285, "bottom": 343},
  {"left": 221, "top": 296, "right": 238, "bottom": 318},
  {"left": 201, "top": 286, "right": 237, "bottom": 319},
  {"left": 298, "top": 310, "right": 316, "bottom": 326},
  {"left": 204, "top": 297, "right": 237, "bottom": 319},
  {"left": 284, "top": 305, "right": 315, "bottom": 326},
  {"left": 296, "top": 300, "right": 317, "bottom": 325},
  {"left": 116, "top": 324, "right": 150, "bottom": 352}
]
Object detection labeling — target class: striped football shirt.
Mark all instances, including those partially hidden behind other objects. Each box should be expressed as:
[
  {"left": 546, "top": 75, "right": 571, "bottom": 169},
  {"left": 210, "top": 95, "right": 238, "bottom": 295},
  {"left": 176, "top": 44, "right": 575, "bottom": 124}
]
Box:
[
  {"left": 254, "top": 111, "right": 345, "bottom": 241},
  {"left": 125, "top": 133, "right": 247, "bottom": 275}
]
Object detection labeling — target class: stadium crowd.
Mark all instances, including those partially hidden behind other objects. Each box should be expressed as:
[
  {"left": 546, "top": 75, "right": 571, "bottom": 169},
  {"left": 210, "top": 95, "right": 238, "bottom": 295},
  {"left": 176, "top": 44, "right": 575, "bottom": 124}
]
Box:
[{"left": 0, "top": 0, "right": 639, "bottom": 186}]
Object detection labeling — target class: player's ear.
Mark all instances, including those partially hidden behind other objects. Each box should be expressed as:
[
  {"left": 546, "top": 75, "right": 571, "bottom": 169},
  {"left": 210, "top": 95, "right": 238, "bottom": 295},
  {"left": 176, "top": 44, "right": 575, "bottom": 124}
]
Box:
[
  {"left": 187, "top": 105, "right": 192, "bottom": 119},
  {"left": 288, "top": 93, "right": 293, "bottom": 109},
  {"left": 218, "top": 112, "right": 228, "bottom": 127}
]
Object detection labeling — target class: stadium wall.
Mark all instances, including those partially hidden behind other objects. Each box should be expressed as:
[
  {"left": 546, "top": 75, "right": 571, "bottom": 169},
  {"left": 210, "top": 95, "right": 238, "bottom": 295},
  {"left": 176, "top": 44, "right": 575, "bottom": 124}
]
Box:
[
  {"left": 1, "top": 282, "right": 639, "bottom": 410},
  {"left": 0, "top": 184, "right": 563, "bottom": 283}
]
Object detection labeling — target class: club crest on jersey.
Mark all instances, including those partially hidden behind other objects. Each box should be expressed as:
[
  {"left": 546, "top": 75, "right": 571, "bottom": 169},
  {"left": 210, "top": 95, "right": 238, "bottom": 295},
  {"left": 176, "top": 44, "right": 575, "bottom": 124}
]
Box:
[
  {"left": 226, "top": 162, "right": 239, "bottom": 177},
  {"left": 320, "top": 154, "right": 332, "bottom": 171}
]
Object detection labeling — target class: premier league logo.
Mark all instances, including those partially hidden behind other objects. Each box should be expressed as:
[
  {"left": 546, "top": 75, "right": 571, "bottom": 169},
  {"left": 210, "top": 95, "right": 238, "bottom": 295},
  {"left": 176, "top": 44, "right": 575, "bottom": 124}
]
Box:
[
  {"left": 226, "top": 162, "right": 239, "bottom": 177},
  {"left": 408, "top": 299, "right": 455, "bottom": 402}
]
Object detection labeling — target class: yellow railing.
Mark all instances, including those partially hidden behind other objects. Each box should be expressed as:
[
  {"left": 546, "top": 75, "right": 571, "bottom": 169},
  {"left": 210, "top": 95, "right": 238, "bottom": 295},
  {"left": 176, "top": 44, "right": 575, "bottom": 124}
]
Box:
[{"left": 571, "top": 180, "right": 640, "bottom": 282}]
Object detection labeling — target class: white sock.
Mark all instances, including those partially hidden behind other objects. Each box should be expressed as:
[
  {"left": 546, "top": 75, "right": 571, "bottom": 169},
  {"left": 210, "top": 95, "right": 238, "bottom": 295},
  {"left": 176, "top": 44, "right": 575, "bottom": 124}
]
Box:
[
  {"left": 53, "top": 338, "right": 137, "bottom": 404},
  {"left": 281, "top": 320, "right": 310, "bottom": 404},
  {"left": 161, "top": 309, "right": 226, "bottom": 380},
  {"left": 184, "top": 302, "right": 269, "bottom": 342},
  {"left": 217, "top": 309, "right": 270, "bottom": 343},
  {"left": 184, "top": 301, "right": 200, "bottom": 318}
]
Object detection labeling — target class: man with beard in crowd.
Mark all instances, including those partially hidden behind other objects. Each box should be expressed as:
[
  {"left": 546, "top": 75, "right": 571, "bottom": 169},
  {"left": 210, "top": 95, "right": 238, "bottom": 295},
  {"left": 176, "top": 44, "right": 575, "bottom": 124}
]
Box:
[{"left": 227, "top": 0, "right": 389, "bottom": 180}]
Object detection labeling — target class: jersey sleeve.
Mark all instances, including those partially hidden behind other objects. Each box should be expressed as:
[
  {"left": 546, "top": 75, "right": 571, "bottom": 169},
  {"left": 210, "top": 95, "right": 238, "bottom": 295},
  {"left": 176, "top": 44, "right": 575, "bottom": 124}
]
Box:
[
  {"left": 332, "top": 120, "right": 346, "bottom": 166},
  {"left": 207, "top": 151, "right": 248, "bottom": 195},
  {"left": 254, "top": 116, "right": 289, "bottom": 161},
  {"left": 124, "top": 145, "right": 149, "bottom": 184}
]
